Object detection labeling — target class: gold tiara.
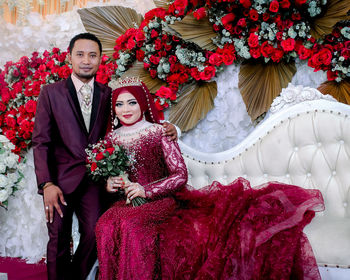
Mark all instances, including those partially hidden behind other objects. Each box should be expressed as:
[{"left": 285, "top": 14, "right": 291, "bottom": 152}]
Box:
[{"left": 109, "top": 77, "right": 143, "bottom": 90}]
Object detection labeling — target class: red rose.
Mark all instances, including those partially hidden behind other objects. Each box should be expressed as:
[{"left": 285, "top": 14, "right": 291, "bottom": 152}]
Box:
[
  {"left": 58, "top": 65, "right": 72, "bottom": 79},
  {"left": 5, "top": 130, "right": 16, "bottom": 141},
  {"left": 281, "top": 38, "right": 295, "bottom": 52},
  {"left": 240, "top": 0, "right": 251, "bottom": 9},
  {"left": 327, "top": 70, "right": 338, "bottom": 81},
  {"left": 136, "top": 49, "right": 145, "bottom": 61},
  {"left": 341, "top": 48, "right": 350, "bottom": 59},
  {"left": 261, "top": 41, "right": 274, "bottom": 58},
  {"left": 169, "top": 55, "right": 177, "bottom": 64},
  {"left": 91, "top": 162, "right": 97, "bottom": 172},
  {"left": 191, "top": 67, "right": 201, "bottom": 80},
  {"left": 248, "top": 33, "right": 259, "bottom": 48},
  {"left": 172, "top": 0, "right": 188, "bottom": 16},
  {"left": 135, "top": 30, "right": 145, "bottom": 43},
  {"left": 126, "top": 38, "right": 136, "bottom": 49},
  {"left": 271, "top": 48, "right": 284, "bottom": 62},
  {"left": 269, "top": 0, "right": 279, "bottom": 13},
  {"left": 149, "top": 69, "right": 157, "bottom": 78},
  {"left": 209, "top": 53, "right": 223, "bottom": 66},
  {"left": 156, "top": 86, "right": 176, "bottom": 100},
  {"left": 154, "top": 99, "right": 169, "bottom": 111},
  {"left": 25, "top": 100, "right": 37, "bottom": 113},
  {"left": 105, "top": 147, "right": 115, "bottom": 155},
  {"left": 297, "top": 45, "right": 312, "bottom": 60},
  {"left": 221, "top": 13, "right": 235, "bottom": 26},
  {"left": 237, "top": 18, "right": 247, "bottom": 28},
  {"left": 150, "top": 55, "right": 160, "bottom": 65},
  {"left": 95, "top": 152, "right": 105, "bottom": 161},
  {"left": 280, "top": 0, "right": 291, "bottom": 9},
  {"left": 250, "top": 47, "right": 261, "bottom": 59},
  {"left": 164, "top": 44, "right": 172, "bottom": 51},
  {"left": 0, "top": 102, "right": 6, "bottom": 112},
  {"left": 213, "top": 24, "right": 220, "bottom": 31},
  {"left": 199, "top": 66, "right": 216, "bottom": 81},
  {"left": 151, "top": 29, "right": 159, "bottom": 39},
  {"left": 249, "top": 9, "right": 259, "bottom": 21},
  {"left": 154, "top": 39, "right": 163, "bottom": 51},
  {"left": 308, "top": 48, "right": 333, "bottom": 70},
  {"left": 193, "top": 7, "right": 206, "bottom": 20},
  {"left": 5, "top": 116, "right": 16, "bottom": 128}
]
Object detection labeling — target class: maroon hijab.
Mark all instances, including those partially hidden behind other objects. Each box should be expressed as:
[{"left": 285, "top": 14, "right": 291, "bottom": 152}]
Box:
[{"left": 107, "top": 79, "right": 161, "bottom": 133}]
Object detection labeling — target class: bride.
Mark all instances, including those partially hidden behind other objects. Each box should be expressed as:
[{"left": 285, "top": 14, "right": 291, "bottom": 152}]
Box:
[{"left": 95, "top": 77, "right": 324, "bottom": 280}]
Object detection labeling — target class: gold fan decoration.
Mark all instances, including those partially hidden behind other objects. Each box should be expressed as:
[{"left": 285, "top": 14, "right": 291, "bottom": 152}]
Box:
[
  {"left": 169, "top": 81, "right": 217, "bottom": 132},
  {"left": 77, "top": 6, "right": 144, "bottom": 57},
  {"left": 121, "top": 61, "right": 166, "bottom": 93},
  {"left": 154, "top": 0, "right": 172, "bottom": 9},
  {"left": 239, "top": 62, "right": 297, "bottom": 120},
  {"left": 318, "top": 80, "right": 350, "bottom": 104},
  {"left": 310, "top": 0, "right": 350, "bottom": 39},
  {"left": 170, "top": 13, "right": 217, "bottom": 51}
]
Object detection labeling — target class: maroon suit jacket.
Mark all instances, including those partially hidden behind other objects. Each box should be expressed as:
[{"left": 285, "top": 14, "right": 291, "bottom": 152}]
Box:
[{"left": 32, "top": 76, "right": 111, "bottom": 194}]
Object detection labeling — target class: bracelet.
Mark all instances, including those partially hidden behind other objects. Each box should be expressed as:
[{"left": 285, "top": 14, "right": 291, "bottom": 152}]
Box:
[{"left": 42, "top": 182, "right": 54, "bottom": 190}]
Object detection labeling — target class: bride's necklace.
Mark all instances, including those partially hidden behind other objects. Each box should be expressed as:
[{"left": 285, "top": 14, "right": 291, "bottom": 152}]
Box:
[{"left": 114, "top": 119, "right": 153, "bottom": 137}]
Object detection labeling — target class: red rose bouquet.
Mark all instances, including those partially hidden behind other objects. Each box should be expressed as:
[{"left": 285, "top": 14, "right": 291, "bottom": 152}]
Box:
[{"left": 85, "top": 137, "right": 146, "bottom": 206}]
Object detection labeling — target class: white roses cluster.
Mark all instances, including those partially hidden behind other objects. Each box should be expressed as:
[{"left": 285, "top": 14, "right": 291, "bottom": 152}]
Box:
[{"left": 0, "top": 135, "right": 24, "bottom": 208}]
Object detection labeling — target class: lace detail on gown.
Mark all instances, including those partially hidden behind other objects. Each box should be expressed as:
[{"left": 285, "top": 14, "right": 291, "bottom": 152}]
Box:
[{"left": 96, "top": 123, "right": 324, "bottom": 280}]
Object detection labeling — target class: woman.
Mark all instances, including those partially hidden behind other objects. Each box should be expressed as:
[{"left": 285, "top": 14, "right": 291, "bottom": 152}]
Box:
[{"left": 96, "top": 77, "right": 324, "bottom": 280}]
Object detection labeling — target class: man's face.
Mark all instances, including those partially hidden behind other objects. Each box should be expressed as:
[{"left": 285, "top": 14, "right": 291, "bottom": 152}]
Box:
[{"left": 68, "top": 39, "right": 101, "bottom": 83}]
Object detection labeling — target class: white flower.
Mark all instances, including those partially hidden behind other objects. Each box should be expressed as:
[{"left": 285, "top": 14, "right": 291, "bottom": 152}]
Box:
[
  {"left": 0, "top": 189, "right": 9, "bottom": 203},
  {"left": 4, "top": 154, "right": 18, "bottom": 169},
  {"left": 0, "top": 164, "right": 6, "bottom": 174},
  {"left": 0, "top": 174, "right": 8, "bottom": 189}
]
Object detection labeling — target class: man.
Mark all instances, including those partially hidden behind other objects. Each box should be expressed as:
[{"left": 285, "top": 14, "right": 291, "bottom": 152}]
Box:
[{"left": 32, "top": 32, "right": 177, "bottom": 280}]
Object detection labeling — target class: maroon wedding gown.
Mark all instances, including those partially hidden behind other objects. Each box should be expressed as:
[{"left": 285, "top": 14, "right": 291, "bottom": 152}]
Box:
[{"left": 96, "top": 123, "right": 324, "bottom": 280}]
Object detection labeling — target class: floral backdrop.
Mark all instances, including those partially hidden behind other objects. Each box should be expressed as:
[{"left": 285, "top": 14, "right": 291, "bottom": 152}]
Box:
[{"left": 0, "top": 0, "right": 348, "bottom": 263}]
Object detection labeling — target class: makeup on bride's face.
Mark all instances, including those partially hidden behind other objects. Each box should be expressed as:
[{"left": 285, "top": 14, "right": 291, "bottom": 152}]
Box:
[{"left": 115, "top": 91, "right": 142, "bottom": 125}]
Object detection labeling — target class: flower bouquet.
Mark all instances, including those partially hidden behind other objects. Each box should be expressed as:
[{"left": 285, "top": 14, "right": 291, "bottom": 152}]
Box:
[{"left": 85, "top": 137, "right": 147, "bottom": 207}]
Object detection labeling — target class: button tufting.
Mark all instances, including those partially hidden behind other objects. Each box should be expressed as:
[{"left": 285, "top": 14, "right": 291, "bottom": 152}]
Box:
[
  {"left": 294, "top": 147, "right": 299, "bottom": 152},
  {"left": 307, "top": 173, "right": 311, "bottom": 177},
  {"left": 264, "top": 173, "right": 268, "bottom": 178},
  {"left": 332, "top": 171, "right": 336, "bottom": 176},
  {"left": 317, "top": 142, "right": 322, "bottom": 147},
  {"left": 286, "top": 174, "right": 290, "bottom": 178},
  {"left": 340, "top": 140, "right": 344, "bottom": 145},
  {"left": 344, "top": 202, "right": 348, "bottom": 208}
]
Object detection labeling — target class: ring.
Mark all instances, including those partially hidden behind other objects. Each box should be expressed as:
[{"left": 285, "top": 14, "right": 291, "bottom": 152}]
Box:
[{"left": 45, "top": 206, "right": 49, "bottom": 210}]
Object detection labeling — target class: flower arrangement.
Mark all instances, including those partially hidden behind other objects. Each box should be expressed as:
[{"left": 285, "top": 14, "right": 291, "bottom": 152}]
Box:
[
  {"left": 0, "top": 48, "right": 70, "bottom": 156},
  {"left": 85, "top": 136, "right": 146, "bottom": 207},
  {"left": 308, "top": 20, "right": 350, "bottom": 82},
  {"left": 0, "top": 135, "right": 24, "bottom": 209},
  {"left": 0, "top": 49, "right": 115, "bottom": 155}
]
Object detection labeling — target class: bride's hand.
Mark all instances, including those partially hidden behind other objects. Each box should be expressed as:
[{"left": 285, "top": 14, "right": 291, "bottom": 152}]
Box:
[
  {"left": 125, "top": 183, "right": 146, "bottom": 200},
  {"left": 106, "top": 176, "right": 125, "bottom": 192}
]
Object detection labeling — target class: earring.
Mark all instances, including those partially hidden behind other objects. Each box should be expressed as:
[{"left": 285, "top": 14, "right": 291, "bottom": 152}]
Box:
[{"left": 113, "top": 116, "right": 119, "bottom": 128}]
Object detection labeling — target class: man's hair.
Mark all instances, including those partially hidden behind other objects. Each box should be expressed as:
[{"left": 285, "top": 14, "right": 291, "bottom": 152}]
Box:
[{"left": 69, "top": 33, "right": 102, "bottom": 54}]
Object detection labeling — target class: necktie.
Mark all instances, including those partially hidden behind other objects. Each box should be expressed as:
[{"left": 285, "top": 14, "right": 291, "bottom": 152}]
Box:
[
  {"left": 79, "top": 84, "right": 92, "bottom": 114},
  {"left": 79, "top": 84, "right": 92, "bottom": 131}
]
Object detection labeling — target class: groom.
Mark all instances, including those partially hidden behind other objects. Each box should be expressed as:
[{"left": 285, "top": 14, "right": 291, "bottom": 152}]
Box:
[{"left": 33, "top": 33, "right": 177, "bottom": 280}]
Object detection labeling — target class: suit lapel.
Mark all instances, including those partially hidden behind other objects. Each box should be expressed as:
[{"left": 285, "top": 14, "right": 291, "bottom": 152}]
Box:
[{"left": 66, "top": 76, "right": 88, "bottom": 135}]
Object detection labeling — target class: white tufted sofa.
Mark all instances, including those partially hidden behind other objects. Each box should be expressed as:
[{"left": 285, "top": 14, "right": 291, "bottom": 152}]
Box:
[{"left": 179, "top": 99, "right": 350, "bottom": 276}]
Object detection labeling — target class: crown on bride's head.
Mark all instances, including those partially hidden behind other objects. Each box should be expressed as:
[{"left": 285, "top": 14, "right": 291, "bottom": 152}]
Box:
[{"left": 109, "top": 77, "right": 143, "bottom": 91}]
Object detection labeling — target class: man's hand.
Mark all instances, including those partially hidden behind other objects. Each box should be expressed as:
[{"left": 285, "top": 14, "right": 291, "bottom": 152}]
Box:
[
  {"left": 162, "top": 122, "right": 178, "bottom": 141},
  {"left": 43, "top": 183, "right": 67, "bottom": 223}
]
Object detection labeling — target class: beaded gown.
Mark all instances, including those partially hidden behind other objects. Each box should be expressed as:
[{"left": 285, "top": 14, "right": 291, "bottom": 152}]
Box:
[{"left": 95, "top": 121, "right": 324, "bottom": 280}]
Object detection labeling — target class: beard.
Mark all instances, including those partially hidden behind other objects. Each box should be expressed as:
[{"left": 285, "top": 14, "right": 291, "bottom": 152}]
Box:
[{"left": 76, "top": 72, "right": 96, "bottom": 80}]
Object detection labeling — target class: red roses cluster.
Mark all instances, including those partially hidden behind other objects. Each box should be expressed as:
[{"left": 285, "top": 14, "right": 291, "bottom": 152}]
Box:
[{"left": 308, "top": 21, "right": 350, "bottom": 82}]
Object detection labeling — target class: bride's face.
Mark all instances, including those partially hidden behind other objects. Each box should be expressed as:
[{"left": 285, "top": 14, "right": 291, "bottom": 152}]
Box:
[{"left": 115, "top": 91, "right": 142, "bottom": 125}]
